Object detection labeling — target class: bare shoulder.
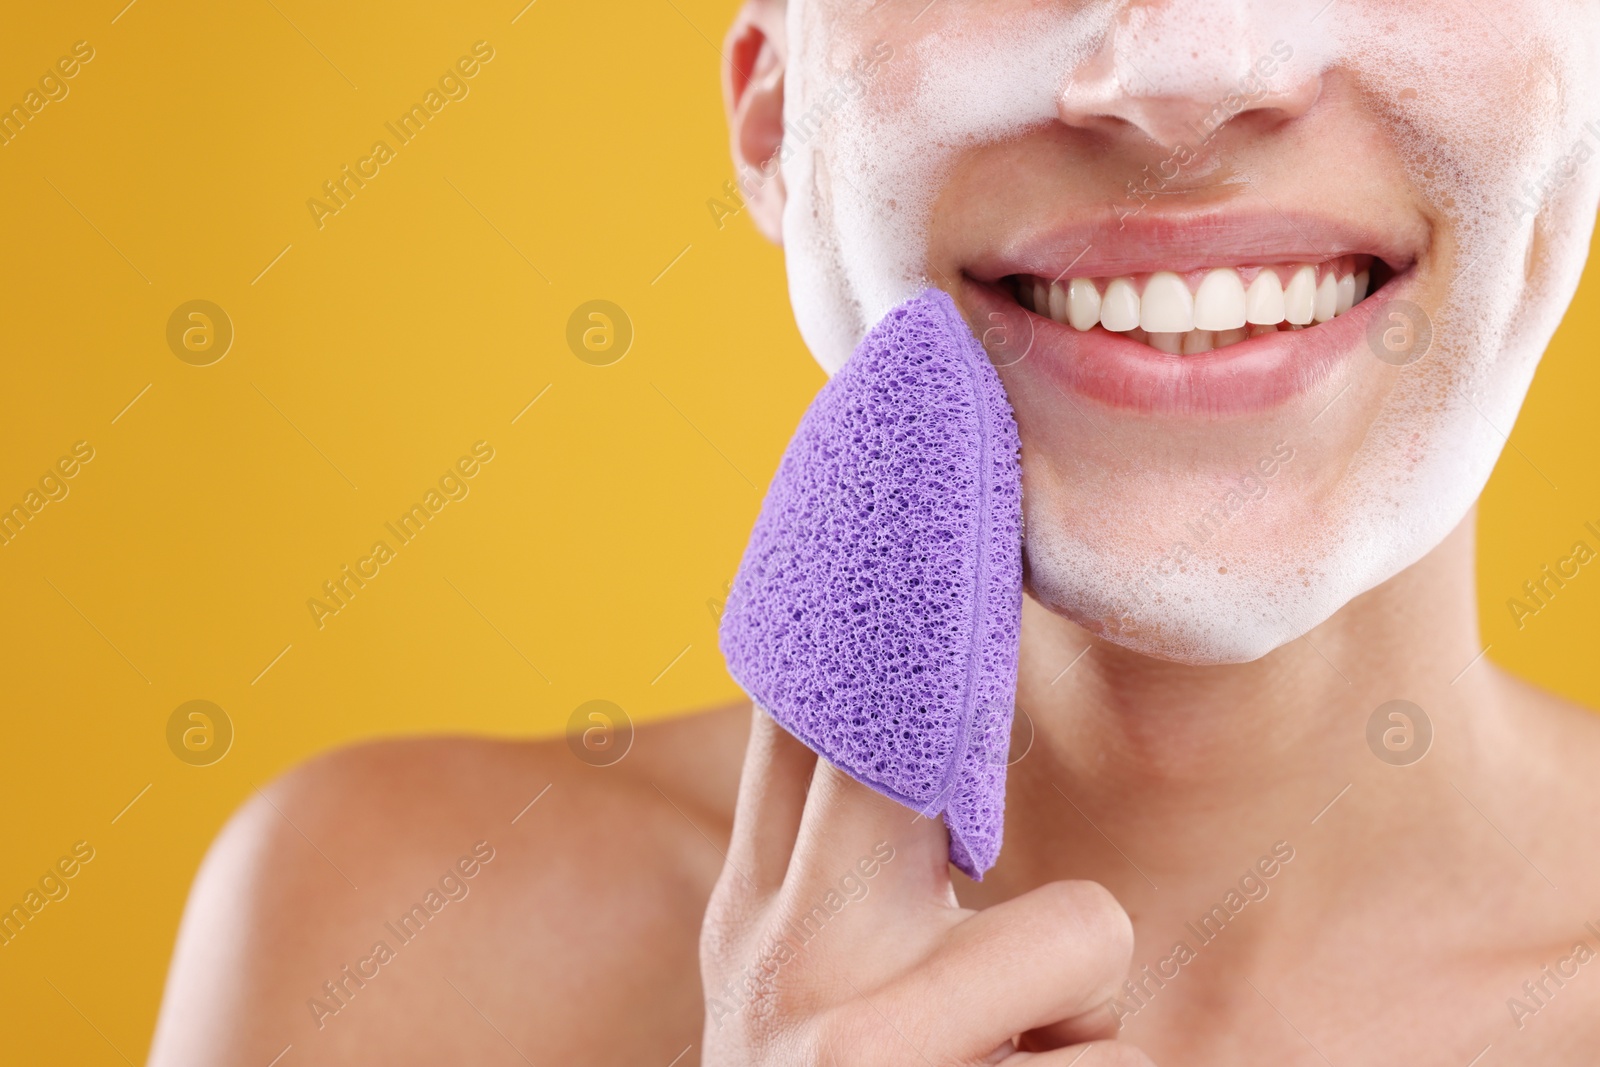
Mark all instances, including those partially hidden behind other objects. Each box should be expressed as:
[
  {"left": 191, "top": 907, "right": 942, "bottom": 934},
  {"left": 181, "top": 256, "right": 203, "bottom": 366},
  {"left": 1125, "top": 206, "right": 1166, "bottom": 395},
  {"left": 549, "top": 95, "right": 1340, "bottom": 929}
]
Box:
[{"left": 148, "top": 703, "right": 751, "bottom": 1067}]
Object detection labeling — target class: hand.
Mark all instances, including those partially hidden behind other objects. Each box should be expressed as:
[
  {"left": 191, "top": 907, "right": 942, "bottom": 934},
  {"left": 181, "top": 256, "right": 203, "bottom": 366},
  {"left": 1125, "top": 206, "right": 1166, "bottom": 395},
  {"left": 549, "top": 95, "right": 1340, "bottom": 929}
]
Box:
[{"left": 699, "top": 708, "right": 1156, "bottom": 1065}]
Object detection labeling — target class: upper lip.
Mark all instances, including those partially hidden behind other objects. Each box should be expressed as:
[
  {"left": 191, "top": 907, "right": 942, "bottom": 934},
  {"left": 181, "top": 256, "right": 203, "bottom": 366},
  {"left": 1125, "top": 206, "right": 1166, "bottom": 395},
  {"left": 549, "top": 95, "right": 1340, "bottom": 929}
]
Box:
[{"left": 963, "top": 206, "right": 1421, "bottom": 283}]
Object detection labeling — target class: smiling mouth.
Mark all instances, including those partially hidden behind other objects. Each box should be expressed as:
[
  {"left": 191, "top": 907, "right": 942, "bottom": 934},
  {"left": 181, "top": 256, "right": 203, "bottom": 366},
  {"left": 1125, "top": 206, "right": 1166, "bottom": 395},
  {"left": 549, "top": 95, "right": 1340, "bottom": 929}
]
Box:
[
  {"left": 956, "top": 207, "right": 1421, "bottom": 414},
  {"left": 1005, "top": 254, "right": 1395, "bottom": 355}
]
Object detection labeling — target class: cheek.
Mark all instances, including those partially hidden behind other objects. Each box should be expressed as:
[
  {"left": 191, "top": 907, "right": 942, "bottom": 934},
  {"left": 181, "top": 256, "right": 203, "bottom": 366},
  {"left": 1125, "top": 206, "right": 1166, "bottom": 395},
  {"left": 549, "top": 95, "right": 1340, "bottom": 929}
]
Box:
[{"left": 783, "top": 5, "right": 1112, "bottom": 374}]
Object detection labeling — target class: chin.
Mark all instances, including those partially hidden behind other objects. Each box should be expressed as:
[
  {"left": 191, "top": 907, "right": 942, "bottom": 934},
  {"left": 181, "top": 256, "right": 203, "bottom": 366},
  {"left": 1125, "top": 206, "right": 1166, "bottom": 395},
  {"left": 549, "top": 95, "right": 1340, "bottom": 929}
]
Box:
[
  {"left": 1015, "top": 474, "right": 1470, "bottom": 666},
  {"left": 1023, "top": 544, "right": 1331, "bottom": 666},
  {"left": 1028, "top": 580, "right": 1293, "bottom": 666}
]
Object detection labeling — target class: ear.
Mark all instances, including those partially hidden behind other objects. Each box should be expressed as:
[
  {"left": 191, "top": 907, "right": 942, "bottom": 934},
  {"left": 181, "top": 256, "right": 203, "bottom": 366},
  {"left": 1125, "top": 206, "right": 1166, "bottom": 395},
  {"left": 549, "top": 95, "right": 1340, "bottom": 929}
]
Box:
[{"left": 722, "top": 1, "right": 787, "bottom": 244}]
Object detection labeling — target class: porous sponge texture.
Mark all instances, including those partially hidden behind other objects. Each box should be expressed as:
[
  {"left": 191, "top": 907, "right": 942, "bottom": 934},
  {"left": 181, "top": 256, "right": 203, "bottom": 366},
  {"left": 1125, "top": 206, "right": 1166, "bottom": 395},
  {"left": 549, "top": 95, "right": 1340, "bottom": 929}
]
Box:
[{"left": 719, "top": 288, "right": 1022, "bottom": 878}]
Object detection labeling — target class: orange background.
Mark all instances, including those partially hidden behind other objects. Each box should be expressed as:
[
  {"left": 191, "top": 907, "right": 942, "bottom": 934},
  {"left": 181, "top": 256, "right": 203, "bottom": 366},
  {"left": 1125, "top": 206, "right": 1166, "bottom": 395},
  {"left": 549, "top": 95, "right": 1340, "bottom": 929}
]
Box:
[{"left": 0, "top": 1, "right": 1594, "bottom": 1061}]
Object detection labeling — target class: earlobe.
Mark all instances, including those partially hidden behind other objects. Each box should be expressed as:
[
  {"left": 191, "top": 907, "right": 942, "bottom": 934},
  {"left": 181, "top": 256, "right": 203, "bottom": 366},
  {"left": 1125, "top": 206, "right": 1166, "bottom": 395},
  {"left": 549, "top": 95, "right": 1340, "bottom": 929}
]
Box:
[{"left": 722, "top": 4, "right": 787, "bottom": 244}]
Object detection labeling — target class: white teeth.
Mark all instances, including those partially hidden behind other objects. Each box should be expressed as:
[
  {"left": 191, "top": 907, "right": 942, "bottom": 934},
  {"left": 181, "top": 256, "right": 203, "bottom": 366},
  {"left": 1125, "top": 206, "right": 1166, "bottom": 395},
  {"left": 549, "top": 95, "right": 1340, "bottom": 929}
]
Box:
[
  {"left": 1100, "top": 277, "right": 1141, "bottom": 332},
  {"left": 1335, "top": 273, "right": 1355, "bottom": 316},
  {"left": 1048, "top": 281, "right": 1069, "bottom": 324},
  {"left": 1245, "top": 271, "right": 1286, "bottom": 326},
  {"left": 1284, "top": 266, "right": 1317, "bottom": 325},
  {"left": 1067, "top": 278, "right": 1101, "bottom": 332},
  {"left": 1140, "top": 272, "right": 1194, "bottom": 333},
  {"left": 1147, "top": 331, "right": 1184, "bottom": 354},
  {"left": 1018, "top": 257, "right": 1377, "bottom": 355},
  {"left": 1193, "top": 269, "right": 1247, "bottom": 331},
  {"left": 1312, "top": 273, "right": 1339, "bottom": 323}
]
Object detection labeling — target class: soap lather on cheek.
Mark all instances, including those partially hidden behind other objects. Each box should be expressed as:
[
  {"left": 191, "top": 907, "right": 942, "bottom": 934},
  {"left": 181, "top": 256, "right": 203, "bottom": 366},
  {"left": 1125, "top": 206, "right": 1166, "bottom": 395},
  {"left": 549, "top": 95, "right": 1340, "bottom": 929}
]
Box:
[
  {"left": 719, "top": 288, "right": 1023, "bottom": 879},
  {"left": 785, "top": 1, "right": 1600, "bottom": 666}
]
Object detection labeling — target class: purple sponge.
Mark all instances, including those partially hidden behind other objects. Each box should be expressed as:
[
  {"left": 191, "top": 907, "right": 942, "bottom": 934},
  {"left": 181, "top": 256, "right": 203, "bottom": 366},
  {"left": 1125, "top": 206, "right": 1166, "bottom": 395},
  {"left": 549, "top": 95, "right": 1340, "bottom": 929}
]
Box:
[{"left": 719, "top": 287, "right": 1022, "bottom": 879}]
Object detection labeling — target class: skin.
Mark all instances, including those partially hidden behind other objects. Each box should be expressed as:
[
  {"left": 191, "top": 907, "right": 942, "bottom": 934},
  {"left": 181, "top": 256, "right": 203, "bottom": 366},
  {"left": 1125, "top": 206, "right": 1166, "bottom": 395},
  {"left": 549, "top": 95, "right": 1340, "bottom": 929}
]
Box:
[{"left": 150, "top": 1, "right": 1600, "bottom": 1064}]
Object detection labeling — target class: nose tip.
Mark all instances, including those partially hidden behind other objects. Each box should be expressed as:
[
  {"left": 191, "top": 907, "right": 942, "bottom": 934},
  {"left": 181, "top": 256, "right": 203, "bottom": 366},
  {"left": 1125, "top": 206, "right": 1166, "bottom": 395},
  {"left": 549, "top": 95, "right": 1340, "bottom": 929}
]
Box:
[{"left": 1059, "top": 2, "right": 1322, "bottom": 149}]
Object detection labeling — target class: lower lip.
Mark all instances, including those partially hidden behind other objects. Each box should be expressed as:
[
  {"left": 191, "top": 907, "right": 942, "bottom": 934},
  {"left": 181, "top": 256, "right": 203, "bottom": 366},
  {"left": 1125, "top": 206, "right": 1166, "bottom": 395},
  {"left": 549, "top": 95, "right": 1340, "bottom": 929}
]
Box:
[{"left": 959, "top": 272, "right": 1407, "bottom": 416}]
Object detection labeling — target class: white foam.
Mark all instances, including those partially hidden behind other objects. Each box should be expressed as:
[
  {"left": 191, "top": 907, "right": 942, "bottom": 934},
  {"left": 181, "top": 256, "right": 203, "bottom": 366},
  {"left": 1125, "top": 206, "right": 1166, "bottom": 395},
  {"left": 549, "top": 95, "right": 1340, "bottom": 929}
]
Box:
[{"left": 779, "top": 1, "right": 1600, "bottom": 664}]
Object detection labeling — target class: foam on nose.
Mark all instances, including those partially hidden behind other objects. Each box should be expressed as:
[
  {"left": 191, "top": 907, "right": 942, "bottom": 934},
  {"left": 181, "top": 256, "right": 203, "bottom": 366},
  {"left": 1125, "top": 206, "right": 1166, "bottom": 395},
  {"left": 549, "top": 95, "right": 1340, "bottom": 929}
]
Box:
[{"left": 718, "top": 287, "right": 1023, "bottom": 879}]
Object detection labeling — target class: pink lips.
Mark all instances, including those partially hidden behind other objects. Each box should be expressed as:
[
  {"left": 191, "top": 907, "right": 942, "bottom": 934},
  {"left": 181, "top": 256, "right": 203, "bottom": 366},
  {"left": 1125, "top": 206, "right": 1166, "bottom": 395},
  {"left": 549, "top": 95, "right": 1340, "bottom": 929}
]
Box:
[
  {"left": 956, "top": 210, "right": 1416, "bottom": 416},
  {"left": 965, "top": 276, "right": 1392, "bottom": 415}
]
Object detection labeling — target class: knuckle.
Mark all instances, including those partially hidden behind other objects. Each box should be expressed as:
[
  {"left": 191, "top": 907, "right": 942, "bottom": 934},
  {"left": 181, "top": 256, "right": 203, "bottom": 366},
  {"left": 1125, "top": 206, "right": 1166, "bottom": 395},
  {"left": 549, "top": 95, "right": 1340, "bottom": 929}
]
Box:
[
  {"left": 698, "top": 916, "right": 741, "bottom": 986},
  {"left": 1037, "top": 880, "right": 1135, "bottom": 960},
  {"left": 702, "top": 926, "right": 814, "bottom": 1041}
]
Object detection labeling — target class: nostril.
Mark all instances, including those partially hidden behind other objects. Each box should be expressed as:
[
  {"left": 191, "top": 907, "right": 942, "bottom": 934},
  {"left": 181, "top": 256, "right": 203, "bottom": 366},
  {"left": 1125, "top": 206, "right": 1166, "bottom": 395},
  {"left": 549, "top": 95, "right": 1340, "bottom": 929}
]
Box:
[{"left": 1058, "top": 11, "right": 1322, "bottom": 149}]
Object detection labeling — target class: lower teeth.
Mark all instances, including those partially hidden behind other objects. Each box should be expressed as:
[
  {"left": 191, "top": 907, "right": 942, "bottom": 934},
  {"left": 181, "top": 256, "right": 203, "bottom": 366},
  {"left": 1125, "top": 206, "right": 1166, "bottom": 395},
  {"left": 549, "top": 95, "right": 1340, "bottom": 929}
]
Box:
[
  {"left": 1132, "top": 322, "right": 1301, "bottom": 354},
  {"left": 1020, "top": 315, "right": 1334, "bottom": 354}
]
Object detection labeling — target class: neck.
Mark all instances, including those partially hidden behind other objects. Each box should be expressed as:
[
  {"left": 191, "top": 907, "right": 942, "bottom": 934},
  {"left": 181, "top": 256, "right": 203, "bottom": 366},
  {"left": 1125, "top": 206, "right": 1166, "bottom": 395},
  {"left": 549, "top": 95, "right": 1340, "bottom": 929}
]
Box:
[{"left": 972, "top": 514, "right": 1504, "bottom": 920}]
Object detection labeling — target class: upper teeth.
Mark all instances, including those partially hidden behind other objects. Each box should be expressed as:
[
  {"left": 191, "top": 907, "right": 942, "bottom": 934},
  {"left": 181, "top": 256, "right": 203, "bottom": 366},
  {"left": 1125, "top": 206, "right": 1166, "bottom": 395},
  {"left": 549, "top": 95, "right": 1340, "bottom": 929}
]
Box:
[{"left": 1017, "top": 258, "right": 1373, "bottom": 353}]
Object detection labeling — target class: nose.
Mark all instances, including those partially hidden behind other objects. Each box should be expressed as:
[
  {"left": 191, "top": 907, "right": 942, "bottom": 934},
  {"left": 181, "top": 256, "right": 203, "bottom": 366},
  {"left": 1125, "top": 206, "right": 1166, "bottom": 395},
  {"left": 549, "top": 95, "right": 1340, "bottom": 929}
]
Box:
[{"left": 1059, "top": 0, "right": 1324, "bottom": 149}]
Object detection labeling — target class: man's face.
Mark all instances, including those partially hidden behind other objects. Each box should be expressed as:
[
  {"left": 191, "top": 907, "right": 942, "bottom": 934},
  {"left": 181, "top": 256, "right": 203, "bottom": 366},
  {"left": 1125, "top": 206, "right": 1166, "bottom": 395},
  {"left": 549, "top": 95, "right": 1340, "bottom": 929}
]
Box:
[{"left": 759, "top": 0, "right": 1600, "bottom": 663}]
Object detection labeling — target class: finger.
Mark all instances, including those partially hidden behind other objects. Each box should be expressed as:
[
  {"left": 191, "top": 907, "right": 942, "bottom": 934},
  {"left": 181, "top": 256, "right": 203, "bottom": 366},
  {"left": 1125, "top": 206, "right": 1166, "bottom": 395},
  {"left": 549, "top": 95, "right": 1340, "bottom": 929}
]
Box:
[
  {"left": 878, "top": 880, "right": 1135, "bottom": 1056},
  {"left": 785, "top": 756, "right": 955, "bottom": 906},
  {"left": 723, "top": 704, "right": 817, "bottom": 894},
  {"left": 1002, "top": 1041, "right": 1157, "bottom": 1066}
]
